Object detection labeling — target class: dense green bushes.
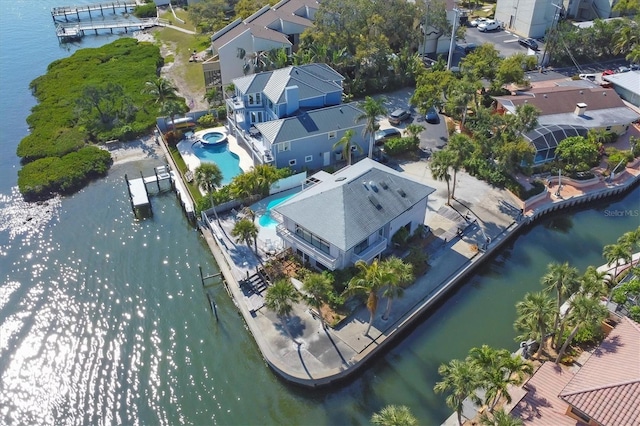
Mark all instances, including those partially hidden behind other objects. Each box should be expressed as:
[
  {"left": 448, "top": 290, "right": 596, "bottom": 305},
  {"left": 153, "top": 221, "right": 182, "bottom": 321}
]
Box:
[
  {"left": 134, "top": 2, "right": 157, "bottom": 18},
  {"left": 16, "top": 38, "right": 166, "bottom": 199},
  {"left": 18, "top": 147, "right": 112, "bottom": 200},
  {"left": 383, "top": 136, "right": 419, "bottom": 156}
]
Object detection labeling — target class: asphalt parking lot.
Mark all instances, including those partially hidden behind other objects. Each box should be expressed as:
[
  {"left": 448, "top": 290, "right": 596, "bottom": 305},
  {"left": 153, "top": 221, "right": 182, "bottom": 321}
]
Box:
[{"left": 459, "top": 25, "right": 543, "bottom": 63}]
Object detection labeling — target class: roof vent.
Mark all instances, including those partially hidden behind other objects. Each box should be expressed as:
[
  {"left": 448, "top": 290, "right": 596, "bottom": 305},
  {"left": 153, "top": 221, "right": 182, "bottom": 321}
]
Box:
[
  {"left": 396, "top": 188, "right": 407, "bottom": 198},
  {"left": 543, "top": 94, "right": 548, "bottom": 98},
  {"left": 368, "top": 194, "right": 382, "bottom": 209},
  {"left": 335, "top": 177, "right": 346, "bottom": 181},
  {"left": 379, "top": 181, "right": 388, "bottom": 190},
  {"left": 369, "top": 181, "right": 378, "bottom": 192}
]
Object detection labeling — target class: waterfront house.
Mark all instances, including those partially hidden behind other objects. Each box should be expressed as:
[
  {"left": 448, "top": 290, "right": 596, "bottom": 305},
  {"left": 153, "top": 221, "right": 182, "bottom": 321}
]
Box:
[
  {"left": 226, "top": 63, "right": 366, "bottom": 170},
  {"left": 494, "top": 84, "right": 640, "bottom": 165},
  {"left": 272, "top": 158, "right": 435, "bottom": 271},
  {"left": 202, "top": 0, "right": 319, "bottom": 88},
  {"left": 510, "top": 317, "right": 640, "bottom": 425}
]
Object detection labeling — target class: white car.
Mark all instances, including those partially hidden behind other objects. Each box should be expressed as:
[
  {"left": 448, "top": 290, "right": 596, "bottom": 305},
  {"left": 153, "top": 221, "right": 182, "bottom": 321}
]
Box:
[
  {"left": 478, "top": 20, "right": 500, "bottom": 32},
  {"left": 469, "top": 17, "right": 488, "bottom": 27}
]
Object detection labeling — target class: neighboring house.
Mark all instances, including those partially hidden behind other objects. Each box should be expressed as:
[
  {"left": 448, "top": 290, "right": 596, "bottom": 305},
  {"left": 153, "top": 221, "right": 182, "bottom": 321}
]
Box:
[
  {"left": 226, "top": 63, "right": 366, "bottom": 170},
  {"left": 202, "top": 0, "right": 319, "bottom": 88},
  {"left": 421, "top": 0, "right": 463, "bottom": 56},
  {"left": 510, "top": 317, "right": 640, "bottom": 425},
  {"left": 494, "top": 84, "right": 640, "bottom": 164},
  {"left": 272, "top": 158, "right": 435, "bottom": 271},
  {"left": 495, "top": 0, "right": 563, "bottom": 39},
  {"left": 603, "top": 70, "right": 640, "bottom": 108},
  {"left": 563, "top": 0, "right": 620, "bottom": 20}
]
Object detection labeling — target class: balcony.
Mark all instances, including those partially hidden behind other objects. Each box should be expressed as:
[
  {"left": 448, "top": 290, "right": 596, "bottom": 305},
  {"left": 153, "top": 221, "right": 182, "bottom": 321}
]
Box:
[
  {"left": 226, "top": 96, "right": 245, "bottom": 111},
  {"left": 352, "top": 238, "right": 388, "bottom": 264},
  {"left": 276, "top": 225, "right": 338, "bottom": 270}
]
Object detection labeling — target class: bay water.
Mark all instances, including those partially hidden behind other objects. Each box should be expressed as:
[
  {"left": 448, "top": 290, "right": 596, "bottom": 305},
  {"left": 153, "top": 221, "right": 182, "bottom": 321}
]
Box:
[{"left": 1, "top": 1, "right": 638, "bottom": 424}]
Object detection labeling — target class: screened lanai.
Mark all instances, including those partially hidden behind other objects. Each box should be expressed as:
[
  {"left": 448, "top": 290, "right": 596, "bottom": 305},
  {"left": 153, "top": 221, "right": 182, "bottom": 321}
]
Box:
[{"left": 525, "top": 124, "right": 589, "bottom": 164}]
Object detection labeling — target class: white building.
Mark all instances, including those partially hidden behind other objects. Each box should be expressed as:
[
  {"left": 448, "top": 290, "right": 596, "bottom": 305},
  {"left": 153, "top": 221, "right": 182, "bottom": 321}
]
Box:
[{"left": 495, "top": 0, "right": 563, "bottom": 38}]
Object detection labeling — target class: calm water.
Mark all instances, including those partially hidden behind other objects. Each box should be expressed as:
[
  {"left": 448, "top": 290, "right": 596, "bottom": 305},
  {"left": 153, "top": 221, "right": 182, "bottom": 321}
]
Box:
[{"left": 1, "top": 2, "right": 639, "bottom": 425}]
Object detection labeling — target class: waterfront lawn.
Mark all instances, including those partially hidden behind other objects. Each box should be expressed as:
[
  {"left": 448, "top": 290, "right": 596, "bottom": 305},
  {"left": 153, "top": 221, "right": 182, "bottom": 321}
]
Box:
[{"left": 153, "top": 29, "right": 209, "bottom": 95}]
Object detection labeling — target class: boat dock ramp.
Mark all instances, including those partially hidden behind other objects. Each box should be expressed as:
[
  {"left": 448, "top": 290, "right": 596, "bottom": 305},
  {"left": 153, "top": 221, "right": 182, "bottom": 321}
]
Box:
[
  {"left": 125, "top": 165, "right": 195, "bottom": 221},
  {"left": 51, "top": 1, "right": 168, "bottom": 42}
]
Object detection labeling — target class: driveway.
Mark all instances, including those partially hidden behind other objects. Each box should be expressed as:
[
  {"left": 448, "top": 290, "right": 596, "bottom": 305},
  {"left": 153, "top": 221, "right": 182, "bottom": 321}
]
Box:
[
  {"left": 459, "top": 26, "right": 543, "bottom": 63},
  {"left": 371, "top": 88, "right": 449, "bottom": 156}
]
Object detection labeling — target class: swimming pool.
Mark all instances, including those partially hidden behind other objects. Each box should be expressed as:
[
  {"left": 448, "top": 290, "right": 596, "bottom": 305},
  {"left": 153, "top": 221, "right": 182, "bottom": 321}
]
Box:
[
  {"left": 257, "top": 192, "right": 298, "bottom": 228},
  {"left": 191, "top": 142, "right": 241, "bottom": 185}
]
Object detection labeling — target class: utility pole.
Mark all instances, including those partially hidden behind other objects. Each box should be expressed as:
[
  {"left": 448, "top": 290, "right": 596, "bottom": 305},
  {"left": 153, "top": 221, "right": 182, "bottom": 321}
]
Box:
[
  {"left": 447, "top": 3, "right": 460, "bottom": 70},
  {"left": 540, "top": 1, "right": 563, "bottom": 67}
]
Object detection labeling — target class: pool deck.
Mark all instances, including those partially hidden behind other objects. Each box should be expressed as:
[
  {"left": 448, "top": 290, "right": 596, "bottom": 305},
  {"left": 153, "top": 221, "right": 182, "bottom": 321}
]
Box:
[{"left": 177, "top": 126, "right": 254, "bottom": 175}]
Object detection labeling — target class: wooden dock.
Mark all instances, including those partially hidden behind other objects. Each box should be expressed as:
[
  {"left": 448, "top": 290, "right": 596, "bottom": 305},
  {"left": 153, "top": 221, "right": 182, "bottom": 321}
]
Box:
[
  {"left": 125, "top": 165, "right": 172, "bottom": 217},
  {"left": 52, "top": 1, "right": 138, "bottom": 22},
  {"left": 55, "top": 17, "right": 166, "bottom": 41}
]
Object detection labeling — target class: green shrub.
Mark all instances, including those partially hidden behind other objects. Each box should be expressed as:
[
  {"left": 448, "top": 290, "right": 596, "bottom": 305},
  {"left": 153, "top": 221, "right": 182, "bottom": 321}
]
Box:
[
  {"left": 216, "top": 106, "right": 227, "bottom": 120},
  {"left": 134, "top": 2, "right": 157, "bottom": 18},
  {"left": 197, "top": 114, "right": 217, "bottom": 128},
  {"left": 384, "top": 136, "right": 418, "bottom": 156},
  {"left": 605, "top": 147, "right": 633, "bottom": 169},
  {"left": 392, "top": 226, "right": 410, "bottom": 247}
]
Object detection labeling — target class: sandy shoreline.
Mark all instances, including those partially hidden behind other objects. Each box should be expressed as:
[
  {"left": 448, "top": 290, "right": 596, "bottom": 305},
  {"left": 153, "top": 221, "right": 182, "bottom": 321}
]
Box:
[{"left": 103, "top": 135, "right": 165, "bottom": 166}]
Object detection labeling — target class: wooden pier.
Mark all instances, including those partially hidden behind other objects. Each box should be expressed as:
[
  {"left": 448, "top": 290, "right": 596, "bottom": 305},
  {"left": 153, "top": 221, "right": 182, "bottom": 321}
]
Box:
[
  {"left": 125, "top": 165, "right": 172, "bottom": 217},
  {"left": 52, "top": 1, "right": 138, "bottom": 22}
]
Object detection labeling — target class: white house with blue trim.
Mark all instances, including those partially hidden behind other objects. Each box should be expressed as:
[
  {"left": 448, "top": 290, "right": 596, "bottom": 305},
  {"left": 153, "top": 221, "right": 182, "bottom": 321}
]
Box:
[{"left": 226, "top": 64, "right": 367, "bottom": 171}]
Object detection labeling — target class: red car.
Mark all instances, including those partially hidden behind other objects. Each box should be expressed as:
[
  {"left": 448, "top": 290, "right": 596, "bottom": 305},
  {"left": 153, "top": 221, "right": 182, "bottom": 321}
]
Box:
[{"left": 602, "top": 69, "right": 615, "bottom": 76}]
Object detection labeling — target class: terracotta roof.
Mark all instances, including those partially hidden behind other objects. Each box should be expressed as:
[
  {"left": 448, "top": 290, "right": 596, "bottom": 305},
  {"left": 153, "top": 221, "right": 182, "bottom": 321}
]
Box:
[
  {"left": 495, "top": 86, "right": 628, "bottom": 116},
  {"left": 510, "top": 362, "right": 576, "bottom": 425},
  {"left": 559, "top": 317, "right": 640, "bottom": 426}
]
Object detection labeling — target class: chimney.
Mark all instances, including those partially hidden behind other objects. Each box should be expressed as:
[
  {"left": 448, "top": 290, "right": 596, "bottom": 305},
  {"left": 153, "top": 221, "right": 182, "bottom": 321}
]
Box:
[
  {"left": 285, "top": 85, "right": 299, "bottom": 116},
  {"left": 574, "top": 102, "right": 587, "bottom": 116}
]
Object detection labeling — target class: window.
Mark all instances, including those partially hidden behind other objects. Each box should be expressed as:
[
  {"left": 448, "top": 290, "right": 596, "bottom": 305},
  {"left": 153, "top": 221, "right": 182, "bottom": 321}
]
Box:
[
  {"left": 305, "top": 155, "right": 313, "bottom": 163},
  {"left": 250, "top": 111, "right": 263, "bottom": 123},
  {"left": 289, "top": 159, "right": 297, "bottom": 166},
  {"left": 255, "top": 93, "right": 261, "bottom": 104},
  {"left": 248, "top": 94, "right": 254, "bottom": 105},
  {"left": 277, "top": 141, "right": 291, "bottom": 152},
  {"left": 328, "top": 131, "right": 337, "bottom": 139},
  {"left": 569, "top": 408, "right": 591, "bottom": 423},
  {"left": 295, "top": 225, "right": 330, "bottom": 255}
]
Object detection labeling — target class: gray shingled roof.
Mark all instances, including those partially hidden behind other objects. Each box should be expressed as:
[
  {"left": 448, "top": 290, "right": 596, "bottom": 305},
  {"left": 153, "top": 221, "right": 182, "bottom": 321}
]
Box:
[
  {"left": 273, "top": 159, "right": 435, "bottom": 251},
  {"left": 232, "top": 64, "right": 343, "bottom": 104},
  {"left": 255, "top": 103, "right": 364, "bottom": 144}
]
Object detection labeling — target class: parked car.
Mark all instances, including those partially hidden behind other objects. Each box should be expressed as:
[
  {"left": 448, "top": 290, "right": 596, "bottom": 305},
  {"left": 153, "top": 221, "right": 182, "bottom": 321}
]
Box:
[
  {"left": 602, "top": 69, "right": 615, "bottom": 76},
  {"left": 425, "top": 106, "right": 440, "bottom": 124},
  {"left": 374, "top": 128, "right": 401, "bottom": 145},
  {"left": 617, "top": 66, "right": 631, "bottom": 73},
  {"left": 579, "top": 73, "right": 596, "bottom": 82},
  {"left": 463, "top": 43, "right": 478, "bottom": 54},
  {"left": 388, "top": 108, "right": 411, "bottom": 125},
  {"left": 469, "top": 17, "right": 488, "bottom": 27},
  {"left": 518, "top": 38, "right": 539, "bottom": 51},
  {"left": 630, "top": 63, "right": 640, "bottom": 71},
  {"left": 477, "top": 20, "right": 500, "bottom": 32}
]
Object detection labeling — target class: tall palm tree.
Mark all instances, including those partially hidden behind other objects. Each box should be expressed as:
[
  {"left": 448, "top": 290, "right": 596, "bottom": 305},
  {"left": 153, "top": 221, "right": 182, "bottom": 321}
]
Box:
[
  {"left": 514, "top": 291, "right": 556, "bottom": 358},
  {"left": 344, "top": 259, "right": 394, "bottom": 336},
  {"left": 580, "top": 265, "right": 610, "bottom": 298},
  {"left": 194, "top": 163, "right": 223, "bottom": 223},
  {"left": 371, "top": 405, "right": 418, "bottom": 426},
  {"left": 555, "top": 294, "right": 608, "bottom": 364},
  {"left": 302, "top": 272, "right": 333, "bottom": 329},
  {"left": 447, "top": 134, "right": 475, "bottom": 200},
  {"left": 231, "top": 218, "right": 259, "bottom": 254},
  {"left": 264, "top": 279, "right": 300, "bottom": 343},
  {"left": 430, "top": 149, "right": 455, "bottom": 205},
  {"left": 479, "top": 408, "right": 523, "bottom": 426},
  {"left": 381, "top": 256, "right": 413, "bottom": 320},
  {"left": 142, "top": 77, "right": 179, "bottom": 107},
  {"left": 357, "top": 96, "right": 387, "bottom": 159},
  {"left": 161, "top": 99, "right": 187, "bottom": 133},
  {"left": 603, "top": 242, "right": 633, "bottom": 280},
  {"left": 332, "top": 129, "right": 361, "bottom": 165},
  {"left": 541, "top": 262, "right": 579, "bottom": 348},
  {"left": 434, "top": 358, "right": 482, "bottom": 426}
]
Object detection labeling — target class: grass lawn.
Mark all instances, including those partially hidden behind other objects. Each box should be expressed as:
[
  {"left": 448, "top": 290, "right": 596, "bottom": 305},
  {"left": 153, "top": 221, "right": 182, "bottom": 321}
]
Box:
[
  {"left": 169, "top": 145, "right": 203, "bottom": 204},
  {"left": 158, "top": 7, "right": 196, "bottom": 32}
]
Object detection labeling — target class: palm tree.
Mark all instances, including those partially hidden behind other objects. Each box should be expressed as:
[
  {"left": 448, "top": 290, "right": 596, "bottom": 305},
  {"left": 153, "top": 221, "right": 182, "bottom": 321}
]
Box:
[
  {"left": 430, "top": 149, "right": 455, "bottom": 205},
  {"left": 434, "top": 358, "right": 482, "bottom": 426},
  {"left": 381, "top": 256, "right": 413, "bottom": 320},
  {"left": 580, "top": 265, "right": 610, "bottom": 298},
  {"left": 447, "top": 134, "right": 475, "bottom": 200},
  {"left": 332, "top": 129, "right": 361, "bottom": 165},
  {"left": 357, "top": 96, "right": 387, "bottom": 159},
  {"left": 194, "top": 163, "right": 223, "bottom": 223},
  {"left": 555, "top": 294, "right": 608, "bottom": 364},
  {"left": 161, "top": 99, "right": 187, "bottom": 133},
  {"left": 371, "top": 405, "right": 418, "bottom": 426},
  {"left": 603, "top": 242, "right": 633, "bottom": 280},
  {"left": 479, "top": 408, "right": 523, "bottom": 426},
  {"left": 514, "top": 291, "right": 556, "bottom": 358},
  {"left": 231, "top": 218, "right": 259, "bottom": 254},
  {"left": 344, "top": 259, "right": 394, "bottom": 336},
  {"left": 302, "top": 272, "right": 333, "bottom": 329},
  {"left": 405, "top": 123, "right": 424, "bottom": 142},
  {"left": 541, "top": 262, "right": 580, "bottom": 348},
  {"left": 264, "top": 279, "right": 300, "bottom": 343},
  {"left": 142, "top": 77, "right": 179, "bottom": 107}
]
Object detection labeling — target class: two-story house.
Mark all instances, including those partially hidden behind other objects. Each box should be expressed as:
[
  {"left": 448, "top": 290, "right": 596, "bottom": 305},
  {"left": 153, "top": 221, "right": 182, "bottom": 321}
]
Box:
[
  {"left": 202, "top": 0, "right": 319, "bottom": 89},
  {"left": 227, "top": 63, "right": 367, "bottom": 170},
  {"left": 272, "top": 159, "right": 435, "bottom": 271}
]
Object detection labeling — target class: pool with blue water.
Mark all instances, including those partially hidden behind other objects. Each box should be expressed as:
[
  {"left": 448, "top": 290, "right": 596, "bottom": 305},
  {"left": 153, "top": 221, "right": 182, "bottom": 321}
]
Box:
[
  {"left": 258, "top": 192, "right": 298, "bottom": 228},
  {"left": 191, "top": 142, "right": 241, "bottom": 185}
]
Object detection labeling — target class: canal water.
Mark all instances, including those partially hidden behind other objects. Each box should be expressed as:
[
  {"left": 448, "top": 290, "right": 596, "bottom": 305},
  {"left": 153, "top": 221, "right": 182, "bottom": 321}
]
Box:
[{"left": 1, "top": 2, "right": 639, "bottom": 424}]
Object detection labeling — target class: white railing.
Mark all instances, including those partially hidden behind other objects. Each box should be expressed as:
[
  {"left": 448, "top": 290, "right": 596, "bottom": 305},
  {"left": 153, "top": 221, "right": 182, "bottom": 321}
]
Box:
[
  {"left": 276, "top": 225, "right": 338, "bottom": 269},
  {"left": 352, "top": 238, "right": 388, "bottom": 264}
]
